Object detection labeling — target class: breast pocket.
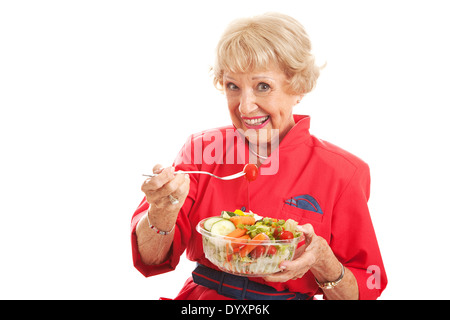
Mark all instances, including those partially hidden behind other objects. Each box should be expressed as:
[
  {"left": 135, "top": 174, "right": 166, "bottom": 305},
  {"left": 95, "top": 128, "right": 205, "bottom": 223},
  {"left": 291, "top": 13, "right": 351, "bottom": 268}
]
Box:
[{"left": 280, "top": 202, "right": 324, "bottom": 224}]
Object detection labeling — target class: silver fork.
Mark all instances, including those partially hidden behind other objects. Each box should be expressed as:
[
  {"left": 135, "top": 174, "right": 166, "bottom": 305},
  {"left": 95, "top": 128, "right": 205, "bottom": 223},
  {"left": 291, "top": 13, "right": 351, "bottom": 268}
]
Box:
[{"left": 142, "top": 170, "right": 245, "bottom": 180}]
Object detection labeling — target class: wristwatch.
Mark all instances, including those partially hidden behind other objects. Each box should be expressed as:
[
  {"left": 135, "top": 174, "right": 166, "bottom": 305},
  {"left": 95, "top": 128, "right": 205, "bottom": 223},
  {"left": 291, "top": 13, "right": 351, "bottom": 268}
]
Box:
[{"left": 315, "top": 263, "right": 345, "bottom": 289}]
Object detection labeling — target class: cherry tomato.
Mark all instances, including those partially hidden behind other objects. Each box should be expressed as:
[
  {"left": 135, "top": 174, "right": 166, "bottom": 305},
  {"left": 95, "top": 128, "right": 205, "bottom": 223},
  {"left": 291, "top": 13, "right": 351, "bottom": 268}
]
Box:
[
  {"left": 267, "top": 246, "right": 277, "bottom": 256},
  {"left": 243, "top": 164, "right": 259, "bottom": 182},
  {"left": 279, "top": 231, "right": 294, "bottom": 240},
  {"left": 250, "top": 245, "right": 265, "bottom": 258},
  {"left": 273, "top": 227, "right": 283, "bottom": 239}
]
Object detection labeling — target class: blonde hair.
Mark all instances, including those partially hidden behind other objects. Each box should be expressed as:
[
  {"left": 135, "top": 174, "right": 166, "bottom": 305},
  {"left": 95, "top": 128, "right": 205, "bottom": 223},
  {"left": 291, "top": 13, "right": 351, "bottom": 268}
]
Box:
[{"left": 212, "top": 12, "right": 320, "bottom": 95}]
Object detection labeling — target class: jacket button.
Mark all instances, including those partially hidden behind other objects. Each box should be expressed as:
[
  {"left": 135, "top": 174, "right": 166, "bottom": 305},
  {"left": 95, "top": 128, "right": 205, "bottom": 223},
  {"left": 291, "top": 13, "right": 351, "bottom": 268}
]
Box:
[{"left": 241, "top": 206, "right": 246, "bottom": 211}]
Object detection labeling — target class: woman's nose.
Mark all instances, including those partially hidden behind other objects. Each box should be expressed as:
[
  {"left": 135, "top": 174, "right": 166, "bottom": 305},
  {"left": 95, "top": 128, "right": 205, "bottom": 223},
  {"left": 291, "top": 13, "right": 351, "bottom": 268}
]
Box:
[{"left": 238, "top": 91, "right": 258, "bottom": 115}]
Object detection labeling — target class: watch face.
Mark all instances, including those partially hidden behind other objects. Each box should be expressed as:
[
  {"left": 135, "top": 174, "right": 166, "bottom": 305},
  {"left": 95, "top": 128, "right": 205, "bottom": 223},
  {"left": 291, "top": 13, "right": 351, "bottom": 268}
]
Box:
[
  {"left": 325, "top": 283, "right": 335, "bottom": 289},
  {"left": 315, "top": 263, "right": 345, "bottom": 289}
]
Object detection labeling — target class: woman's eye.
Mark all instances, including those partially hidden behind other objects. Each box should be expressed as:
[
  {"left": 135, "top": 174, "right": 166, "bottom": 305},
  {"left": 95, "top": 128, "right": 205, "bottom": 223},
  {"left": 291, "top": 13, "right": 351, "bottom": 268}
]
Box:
[
  {"left": 226, "top": 83, "right": 239, "bottom": 91},
  {"left": 257, "top": 82, "right": 270, "bottom": 92}
]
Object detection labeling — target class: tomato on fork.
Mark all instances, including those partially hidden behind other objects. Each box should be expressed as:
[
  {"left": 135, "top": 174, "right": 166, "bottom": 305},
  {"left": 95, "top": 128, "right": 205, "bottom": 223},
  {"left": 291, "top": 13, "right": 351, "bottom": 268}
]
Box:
[{"left": 243, "top": 164, "right": 259, "bottom": 182}]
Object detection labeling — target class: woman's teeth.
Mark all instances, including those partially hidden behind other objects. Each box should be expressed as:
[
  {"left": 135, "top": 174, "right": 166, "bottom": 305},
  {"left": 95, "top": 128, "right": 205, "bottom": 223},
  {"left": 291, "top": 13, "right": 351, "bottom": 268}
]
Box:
[{"left": 243, "top": 116, "right": 269, "bottom": 126}]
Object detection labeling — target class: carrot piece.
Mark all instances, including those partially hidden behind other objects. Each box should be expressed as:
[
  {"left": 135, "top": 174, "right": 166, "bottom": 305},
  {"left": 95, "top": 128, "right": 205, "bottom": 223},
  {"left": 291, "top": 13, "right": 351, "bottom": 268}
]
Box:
[
  {"left": 239, "top": 233, "right": 269, "bottom": 258},
  {"left": 231, "top": 234, "right": 250, "bottom": 252},
  {"left": 230, "top": 215, "right": 256, "bottom": 227},
  {"left": 226, "top": 244, "right": 233, "bottom": 262},
  {"left": 225, "top": 228, "right": 247, "bottom": 238}
]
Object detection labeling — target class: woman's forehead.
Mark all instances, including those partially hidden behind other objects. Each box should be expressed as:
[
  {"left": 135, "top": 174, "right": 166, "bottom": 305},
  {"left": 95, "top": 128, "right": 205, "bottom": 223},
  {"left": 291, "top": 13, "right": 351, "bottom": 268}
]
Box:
[{"left": 223, "top": 63, "right": 285, "bottom": 80}]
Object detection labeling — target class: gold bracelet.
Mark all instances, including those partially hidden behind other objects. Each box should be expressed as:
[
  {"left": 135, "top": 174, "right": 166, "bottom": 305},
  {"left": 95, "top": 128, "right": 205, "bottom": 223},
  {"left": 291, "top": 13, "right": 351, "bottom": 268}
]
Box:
[{"left": 315, "top": 262, "right": 345, "bottom": 290}]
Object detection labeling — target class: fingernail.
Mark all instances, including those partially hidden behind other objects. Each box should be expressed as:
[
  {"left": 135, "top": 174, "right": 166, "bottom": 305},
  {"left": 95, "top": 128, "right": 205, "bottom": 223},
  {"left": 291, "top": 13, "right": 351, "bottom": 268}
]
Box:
[
  {"left": 185, "top": 173, "right": 190, "bottom": 180},
  {"left": 170, "top": 167, "right": 175, "bottom": 173},
  {"left": 280, "top": 265, "right": 287, "bottom": 270}
]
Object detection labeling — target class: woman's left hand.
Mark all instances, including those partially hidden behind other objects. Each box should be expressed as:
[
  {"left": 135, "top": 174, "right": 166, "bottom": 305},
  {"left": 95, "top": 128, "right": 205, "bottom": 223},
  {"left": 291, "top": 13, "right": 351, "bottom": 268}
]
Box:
[{"left": 263, "top": 223, "right": 341, "bottom": 283}]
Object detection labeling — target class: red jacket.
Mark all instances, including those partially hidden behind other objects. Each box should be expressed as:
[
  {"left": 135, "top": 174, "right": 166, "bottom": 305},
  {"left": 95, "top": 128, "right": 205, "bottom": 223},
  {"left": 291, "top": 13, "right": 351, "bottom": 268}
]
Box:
[{"left": 131, "top": 115, "right": 387, "bottom": 299}]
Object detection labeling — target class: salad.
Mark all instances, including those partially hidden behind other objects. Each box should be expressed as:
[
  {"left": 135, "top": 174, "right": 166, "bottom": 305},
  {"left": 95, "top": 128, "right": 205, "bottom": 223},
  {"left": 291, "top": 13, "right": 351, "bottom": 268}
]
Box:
[{"left": 197, "top": 209, "right": 303, "bottom": 276}]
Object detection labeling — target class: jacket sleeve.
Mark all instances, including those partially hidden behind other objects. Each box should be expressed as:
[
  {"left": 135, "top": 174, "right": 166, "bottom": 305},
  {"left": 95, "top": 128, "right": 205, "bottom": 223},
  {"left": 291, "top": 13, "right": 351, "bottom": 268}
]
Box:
[
  {"left": 329, "top": 162, "right": 388, "bottom": 299},
  {"left": 130, "top": 135, "right": 199, "bottom": 277}
]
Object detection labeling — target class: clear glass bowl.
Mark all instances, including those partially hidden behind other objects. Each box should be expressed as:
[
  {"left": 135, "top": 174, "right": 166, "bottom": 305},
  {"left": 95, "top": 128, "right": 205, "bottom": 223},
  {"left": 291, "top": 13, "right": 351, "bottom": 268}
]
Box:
[{"left": 196, "top": 217, "right": 303, "bottom": 277}]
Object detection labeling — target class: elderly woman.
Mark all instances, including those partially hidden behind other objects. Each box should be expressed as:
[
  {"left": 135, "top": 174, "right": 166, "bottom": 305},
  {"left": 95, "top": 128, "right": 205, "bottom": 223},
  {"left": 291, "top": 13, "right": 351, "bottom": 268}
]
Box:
[{"left": 131, "top": 12, "right": 387, "bottom": 300}]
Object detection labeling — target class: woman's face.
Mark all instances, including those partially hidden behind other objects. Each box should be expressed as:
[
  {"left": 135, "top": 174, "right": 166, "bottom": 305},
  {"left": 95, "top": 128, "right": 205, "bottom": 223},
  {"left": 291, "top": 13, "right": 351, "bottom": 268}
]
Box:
[{"left": 223, "top": 64, "right": 301, "bottom": 149}]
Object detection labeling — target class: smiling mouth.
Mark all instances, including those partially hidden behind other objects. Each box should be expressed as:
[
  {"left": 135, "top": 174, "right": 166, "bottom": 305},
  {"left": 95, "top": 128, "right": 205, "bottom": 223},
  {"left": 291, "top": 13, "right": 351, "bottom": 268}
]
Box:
[{"left": 242, "top": 115, "right": 270, "bottom": 126}]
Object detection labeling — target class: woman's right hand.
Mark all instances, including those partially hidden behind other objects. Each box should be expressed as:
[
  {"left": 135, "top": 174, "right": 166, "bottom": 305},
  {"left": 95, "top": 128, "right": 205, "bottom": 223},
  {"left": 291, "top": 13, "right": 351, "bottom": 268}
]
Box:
[{"left": 140, "top": 164, "right": 190, "bottom": 231}]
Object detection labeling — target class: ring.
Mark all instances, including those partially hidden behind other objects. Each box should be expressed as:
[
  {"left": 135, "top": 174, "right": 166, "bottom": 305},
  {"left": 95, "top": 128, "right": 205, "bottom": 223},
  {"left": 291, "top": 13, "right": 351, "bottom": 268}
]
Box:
[{"left": 168, "top": 194, "right": 179, "bottom": 205}]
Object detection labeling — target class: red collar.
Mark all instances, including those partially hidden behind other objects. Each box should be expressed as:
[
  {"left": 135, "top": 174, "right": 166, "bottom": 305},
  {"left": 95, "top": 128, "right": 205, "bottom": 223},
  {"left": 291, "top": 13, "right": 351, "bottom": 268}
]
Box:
[{"left": 279, "top": 114, "right": 311, "bottom": 148}]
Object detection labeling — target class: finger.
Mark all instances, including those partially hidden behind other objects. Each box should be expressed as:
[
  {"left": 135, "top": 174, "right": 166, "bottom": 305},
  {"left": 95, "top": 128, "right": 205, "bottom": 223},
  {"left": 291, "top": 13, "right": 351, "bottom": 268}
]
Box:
[
  {"left": 142, "top": 167, "right": 175, "bottom": 192},
  {"left": 297, "top": 223, "right": 315, "bottom": 237},
  {"left": 262, "top": 270, "right": 293, "bottom": 283},
  {"left": 154, "top": 177, "right": 188, "bottom": 208},
  {"left": 293, "top": 244, "right": 307, "bottom": 259},
  {"left": 263, "top": 251, "right": 309, "bottom": 283},
  {"left": 297, "top": 223, "right": 316, "bottom": 246},
  {"left": 281, "top": 249, "right": 316, "bottom": 271},
  {"left": 153, "top": 164, "right": 164, "bottom": 174},
  {"left": 167, "top": 174, "right": 190, "bottom": 207},
  {"left": 159, "top": 172, "right": 186, "bottom": 198},
  {"left": 172, "top": 174, "right": 190, "bottom": 198},
  {"left": 145, "top": 171, "right": 186, "bottom": 203},
  {"left": 277, "top": 251, "right": 316, "bottom": 281}
]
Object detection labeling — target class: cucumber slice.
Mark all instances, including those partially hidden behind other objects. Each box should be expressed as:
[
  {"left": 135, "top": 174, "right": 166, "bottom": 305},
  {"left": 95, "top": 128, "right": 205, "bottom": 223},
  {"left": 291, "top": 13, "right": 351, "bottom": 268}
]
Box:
[
  {"left": 210, "top": 219, "right": 236, "bottom": 236},
  {"left": 203, "top": 217, "right": 224, "bottom": 231}
]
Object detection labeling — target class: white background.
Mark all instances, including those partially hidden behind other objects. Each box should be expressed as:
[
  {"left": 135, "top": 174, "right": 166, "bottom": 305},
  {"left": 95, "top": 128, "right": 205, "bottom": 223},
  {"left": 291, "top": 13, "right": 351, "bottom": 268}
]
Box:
[{"left": 1, "top": 0, "right": 449, "bottom": 300}]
